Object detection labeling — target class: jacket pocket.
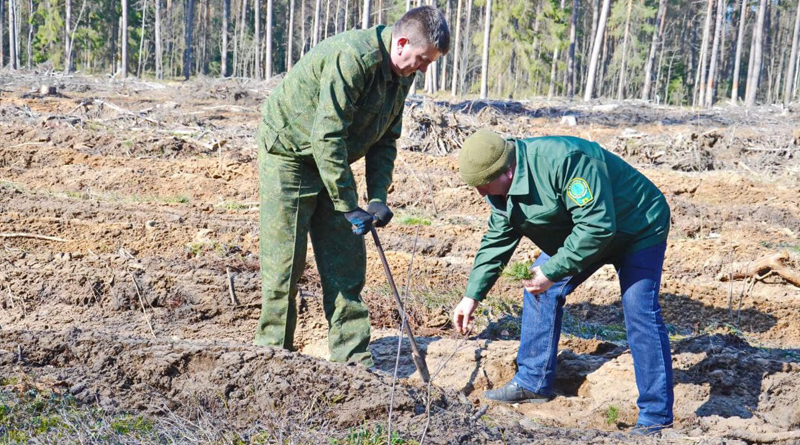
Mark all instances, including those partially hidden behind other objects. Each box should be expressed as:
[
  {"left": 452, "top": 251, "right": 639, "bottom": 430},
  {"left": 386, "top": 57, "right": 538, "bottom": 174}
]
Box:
[{"left": 257, "top": 123, "right": 279, "bottom": 154}]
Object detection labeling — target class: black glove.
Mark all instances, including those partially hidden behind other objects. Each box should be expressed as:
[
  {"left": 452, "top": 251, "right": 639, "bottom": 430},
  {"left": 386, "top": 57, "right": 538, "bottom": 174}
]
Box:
[
  {"left": 367, "top": 201, "right": 393, "bottom": 228},
  {"left": 343, "top": 208, "right": 374, "bottom": 236}
]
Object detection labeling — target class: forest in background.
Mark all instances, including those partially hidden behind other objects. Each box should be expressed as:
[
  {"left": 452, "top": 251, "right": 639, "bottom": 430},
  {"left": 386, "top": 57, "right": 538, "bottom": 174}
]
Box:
[{"left": 1, "top": 0, "right": 799, "bottom": 107}]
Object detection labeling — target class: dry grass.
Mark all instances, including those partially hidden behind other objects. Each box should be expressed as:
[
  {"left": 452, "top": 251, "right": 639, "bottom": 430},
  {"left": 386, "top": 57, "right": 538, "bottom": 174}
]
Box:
[{"left": 0, "top": 386, "right": 334, "bottom": 445}]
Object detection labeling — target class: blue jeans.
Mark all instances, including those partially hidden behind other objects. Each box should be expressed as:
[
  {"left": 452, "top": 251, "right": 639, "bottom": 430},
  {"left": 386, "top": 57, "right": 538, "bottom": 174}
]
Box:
[{"left": 512, "top": 242, "right": 673, "bottom": 427}]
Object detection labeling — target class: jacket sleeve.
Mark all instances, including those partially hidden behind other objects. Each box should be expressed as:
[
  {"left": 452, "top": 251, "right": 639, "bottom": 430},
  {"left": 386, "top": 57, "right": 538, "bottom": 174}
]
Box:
[
  {"left": 364, "top": 103, "right": 403, "bottom": 204},
  {"left": 465, "top": 211, "right": 522, "bottom": 301},
  {"left": 539, "top": 153, "right": 617, "bottom": 282},
  {"left": 310, "top": 51, "right": 367, "bottom": 213}
]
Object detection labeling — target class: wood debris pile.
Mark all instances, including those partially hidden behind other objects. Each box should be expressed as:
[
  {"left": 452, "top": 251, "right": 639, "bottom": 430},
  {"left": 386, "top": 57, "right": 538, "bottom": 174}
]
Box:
[{"left": 401, "top": 100, "right": 476, "bottom": 155}]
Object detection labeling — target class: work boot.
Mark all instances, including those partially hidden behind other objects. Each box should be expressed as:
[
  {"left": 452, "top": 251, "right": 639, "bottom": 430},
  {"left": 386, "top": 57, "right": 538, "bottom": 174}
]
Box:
[
  {"left": 629, "top": 423, "right": 669, "bottom": 436},
  {"left": 483, "top": 381, "right": 553, "bottom": 404}
]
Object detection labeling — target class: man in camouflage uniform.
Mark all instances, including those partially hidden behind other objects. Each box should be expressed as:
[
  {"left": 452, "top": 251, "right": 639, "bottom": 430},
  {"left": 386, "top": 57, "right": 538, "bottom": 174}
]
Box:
[{"left": 255, "top": 6, "right": 450, "bottom": 367}]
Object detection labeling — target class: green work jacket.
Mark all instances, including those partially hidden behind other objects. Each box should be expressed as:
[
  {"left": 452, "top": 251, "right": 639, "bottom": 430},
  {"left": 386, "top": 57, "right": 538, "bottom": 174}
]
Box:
[
  {"left": 257, "top": 25, "right": 413, "bottom": 212},
  {"left": 465, "top": 136, "right": 670, "bottom": 301}
]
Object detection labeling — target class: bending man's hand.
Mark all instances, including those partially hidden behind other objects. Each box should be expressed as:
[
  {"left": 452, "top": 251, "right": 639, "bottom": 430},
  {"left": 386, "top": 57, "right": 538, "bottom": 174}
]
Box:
[
  {"left": 367, "top": 201, "right": 393, "bottom": 228},
  {"left": 522, "top": 266, "right": 554, "bottom": 295},
  {"left": 452, "top": 297, "right": 479, "bottom": 335}
]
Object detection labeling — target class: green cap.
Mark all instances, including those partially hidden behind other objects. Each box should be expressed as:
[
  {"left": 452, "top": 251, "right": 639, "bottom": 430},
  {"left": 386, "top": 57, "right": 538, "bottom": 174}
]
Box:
[{"left": 458, "top": 130, "right": 515, "bottom": 187}]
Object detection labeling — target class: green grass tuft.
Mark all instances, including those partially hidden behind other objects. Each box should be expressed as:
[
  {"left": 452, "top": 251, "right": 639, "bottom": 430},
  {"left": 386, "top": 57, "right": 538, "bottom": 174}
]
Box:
[
  {"left": 397, "top": 215, "right": 432, "bottom": 226},
  {"left": 605, "top": 405, "right": 619, "bottom": 425},
  {"left": 330, "top": 423, "right": 418, "bottom": 445},
  {"left": 501, "top": 261, "right": 534, "bottom": 281}
]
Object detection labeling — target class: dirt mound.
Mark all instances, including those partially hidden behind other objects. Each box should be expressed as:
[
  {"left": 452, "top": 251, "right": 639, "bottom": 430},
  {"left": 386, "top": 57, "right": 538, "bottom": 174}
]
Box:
[{"left": 0, "top": 328, "right": 676, "bottom": 444}]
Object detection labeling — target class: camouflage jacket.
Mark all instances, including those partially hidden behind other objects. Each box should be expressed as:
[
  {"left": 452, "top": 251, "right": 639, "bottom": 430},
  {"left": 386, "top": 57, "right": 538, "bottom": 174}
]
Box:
[{"left": 257, "top": 25, "right": 413, "bottom": 213}]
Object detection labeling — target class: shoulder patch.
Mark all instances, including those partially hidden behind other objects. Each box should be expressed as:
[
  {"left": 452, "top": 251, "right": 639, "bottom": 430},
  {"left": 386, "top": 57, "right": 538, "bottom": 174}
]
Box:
[{"left": 566, "top": 178, "right": 593, "bottom": 207}]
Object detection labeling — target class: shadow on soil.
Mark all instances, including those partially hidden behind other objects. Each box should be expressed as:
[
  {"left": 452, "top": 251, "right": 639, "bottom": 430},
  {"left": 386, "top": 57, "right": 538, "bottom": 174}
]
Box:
[
  {"left": 452, "top": 290, "right": 790, "bottom": 420},
  {"left": 673, "top": 333, "right": 800, "bottom": 420}
]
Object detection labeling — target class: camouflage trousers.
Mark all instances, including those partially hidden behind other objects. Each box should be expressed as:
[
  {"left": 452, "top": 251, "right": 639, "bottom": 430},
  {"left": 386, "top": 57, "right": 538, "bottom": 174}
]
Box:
[{"left": 254, "top": 150, "right": 373, "bottom": 367}]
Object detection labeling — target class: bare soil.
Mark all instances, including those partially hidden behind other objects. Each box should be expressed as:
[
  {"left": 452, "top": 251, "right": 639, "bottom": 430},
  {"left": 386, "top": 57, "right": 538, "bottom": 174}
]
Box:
[{"left": 1, "top": 72, "right": 799, "bottom": 444}]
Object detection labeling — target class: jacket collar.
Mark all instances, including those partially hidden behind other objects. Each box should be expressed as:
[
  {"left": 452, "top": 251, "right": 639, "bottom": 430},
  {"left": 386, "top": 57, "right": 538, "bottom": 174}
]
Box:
[{"left": 506, "top": 139, "right": 529, "bottom": 196}]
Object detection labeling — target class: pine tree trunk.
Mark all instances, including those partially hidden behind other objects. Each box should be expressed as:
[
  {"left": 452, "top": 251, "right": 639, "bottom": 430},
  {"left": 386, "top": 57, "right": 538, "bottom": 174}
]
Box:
[
  {"left": 166, "top": 0, "right": 173, "bottom": 76},
  {"left": 785, "top": 0, "right": 800, "bottom": 104},
  {"left": 763, "top": 0, "right": 775, "bottom": 103},
  {"left": 745, "top": 0, "right": 767, "bottom": 106},
  {"left": 64, "top": 0, "right": 71, "bottom": 70},
  {"left": 641, "top": 0, "right": 666, "bottom": 100},
  {"left": 450, "top": 0, "right": 462, "bottom": 95},
  {"left": 26, "top": 0, "right": 32, "bottom": 69},
  {"left": 597, "top": 30, "right": 608, "bottom": 97},
  {"left": 202, "top": 0, "right": 209, "bottom": 73},
  {"left": 719, "top": 5, "right": 729, "bottom": 89},
  {"left": 302, "top": 0, "right": 307, "bottom": 55},
  {"left": 323, "top": 0, "right": 329, "bottom": 39},
  {"left": 313, "top": 0, "right": 321, "bottom": 46},
  {"left": 665, "top": 51, "right": 676, "bottom": 102},
  {"left": 335, "top": 0, "right": 340, "bottom": 33},
  {"left": 731, "top": 0, "right": 746, "bottom": 102},
  {"left": 0, "top": 0, "right": 4, "bottom": 68},
  {"left": 194, "top": 0, "right": 202, "bottom": 73},
  {"left": 220, "top": 0, "right": 228, "bottom": 76},
  {"left": 579, "top": 6, "right": 589, "bottom": 92},
  {"left": 108, "top": 0, "right": 117, "bottom": 73},
  {"left": 426, "top": 0, "right": 437, "bottom": 94},
  {"left": 121, "top": 0, "right": 128, "bottom": 76},
  {"left": 137, "top": 0, "right": 148, "bottom": 76},
  {"left": 548, "top": 0, "right": 566, "bottom": 97},
  {"left": 616, "top": 0, "right": 633, "bottom": 99},
  {"left": 8, "top": 0, "right": 16, "bottom": 69},
  {"left": 440, "top": 0, "right": 450, "bottom": 91},
  {"left": 238, "top": 0, "right": 249, "bottom": 76},
  {"left": 254, "top": 0, "right": 260, "bottom": 79},
  {"left": 583, "top": 0, "right": 610, "bottom": 100},
  {"left": 183, "top": 0, "right": 194, "bottom": 79},
  {"left": 459, "top": 0, "right": 472, "bottom": 96},
  {"left": 154, "top": 0, "right": 162, "bottom": 77},
  {"left": 361, "top": 0, "right": 369, "bottom": 28},
  {"left": 588, "top": 0, "right": 599, "bottom": 65},
  {"left": 794, "top": 42, "right": 800, "bottom": 99},
  {"left": 287, "top": 0, "right": 295, "bottom": 69},
  {"left": 704, "top": 0, "right": 725, "bottom": 106},
  {"left": 567, "top": 0, "right": 577, "bottom": 97},
  {"left": 479, "top": 0, "right": 492, "bottom": 99},
  {"left": 694, "top": 0, "right": 714, "bottom": 106},
  {"left": 266, "top": 0, "right": 272, "bottom": 78},
  {"left": 654, "top": 41, "right": 665, "bottom": 102}
]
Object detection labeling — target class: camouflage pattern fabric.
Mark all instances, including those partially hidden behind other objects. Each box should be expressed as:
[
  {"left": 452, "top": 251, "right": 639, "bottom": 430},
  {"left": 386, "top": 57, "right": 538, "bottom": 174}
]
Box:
[
  {"left": 255, "top": 151, "right": 373, "bottom": 366},
  {"left": 254, "top": 24, "right": 412, "bottom": 366},
  {"left": 256, "top": 24, "right": 412, "bottom": 213}
]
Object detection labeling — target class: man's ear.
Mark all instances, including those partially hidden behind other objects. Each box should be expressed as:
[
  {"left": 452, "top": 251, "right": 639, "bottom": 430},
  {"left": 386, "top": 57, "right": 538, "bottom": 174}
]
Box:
[{"left": 395, "top": 37, "right": 409, "bottom": 54}]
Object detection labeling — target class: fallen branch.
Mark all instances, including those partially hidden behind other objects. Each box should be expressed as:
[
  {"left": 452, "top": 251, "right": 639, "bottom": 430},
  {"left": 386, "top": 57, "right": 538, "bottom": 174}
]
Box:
[
  {"left": 718, "top": 251, "right": 800, "bottom": 287},
  {"left": 129, "top": 272, "right": 156, "bottom": 338},
  {"left": 92, "top": 99, "right": 161, "bottom": 125},
  {"left": 4, "top": 283, "right": 26, "bottom": 316},
  {"left": 725, "top": 429, "right": 800, "bottom": 443},
  {"left": 0, "top": 233, "right": 69, "bottom": 242},
  {"left": 226, "top": 266, "right": 238, "bottom": 305}
]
